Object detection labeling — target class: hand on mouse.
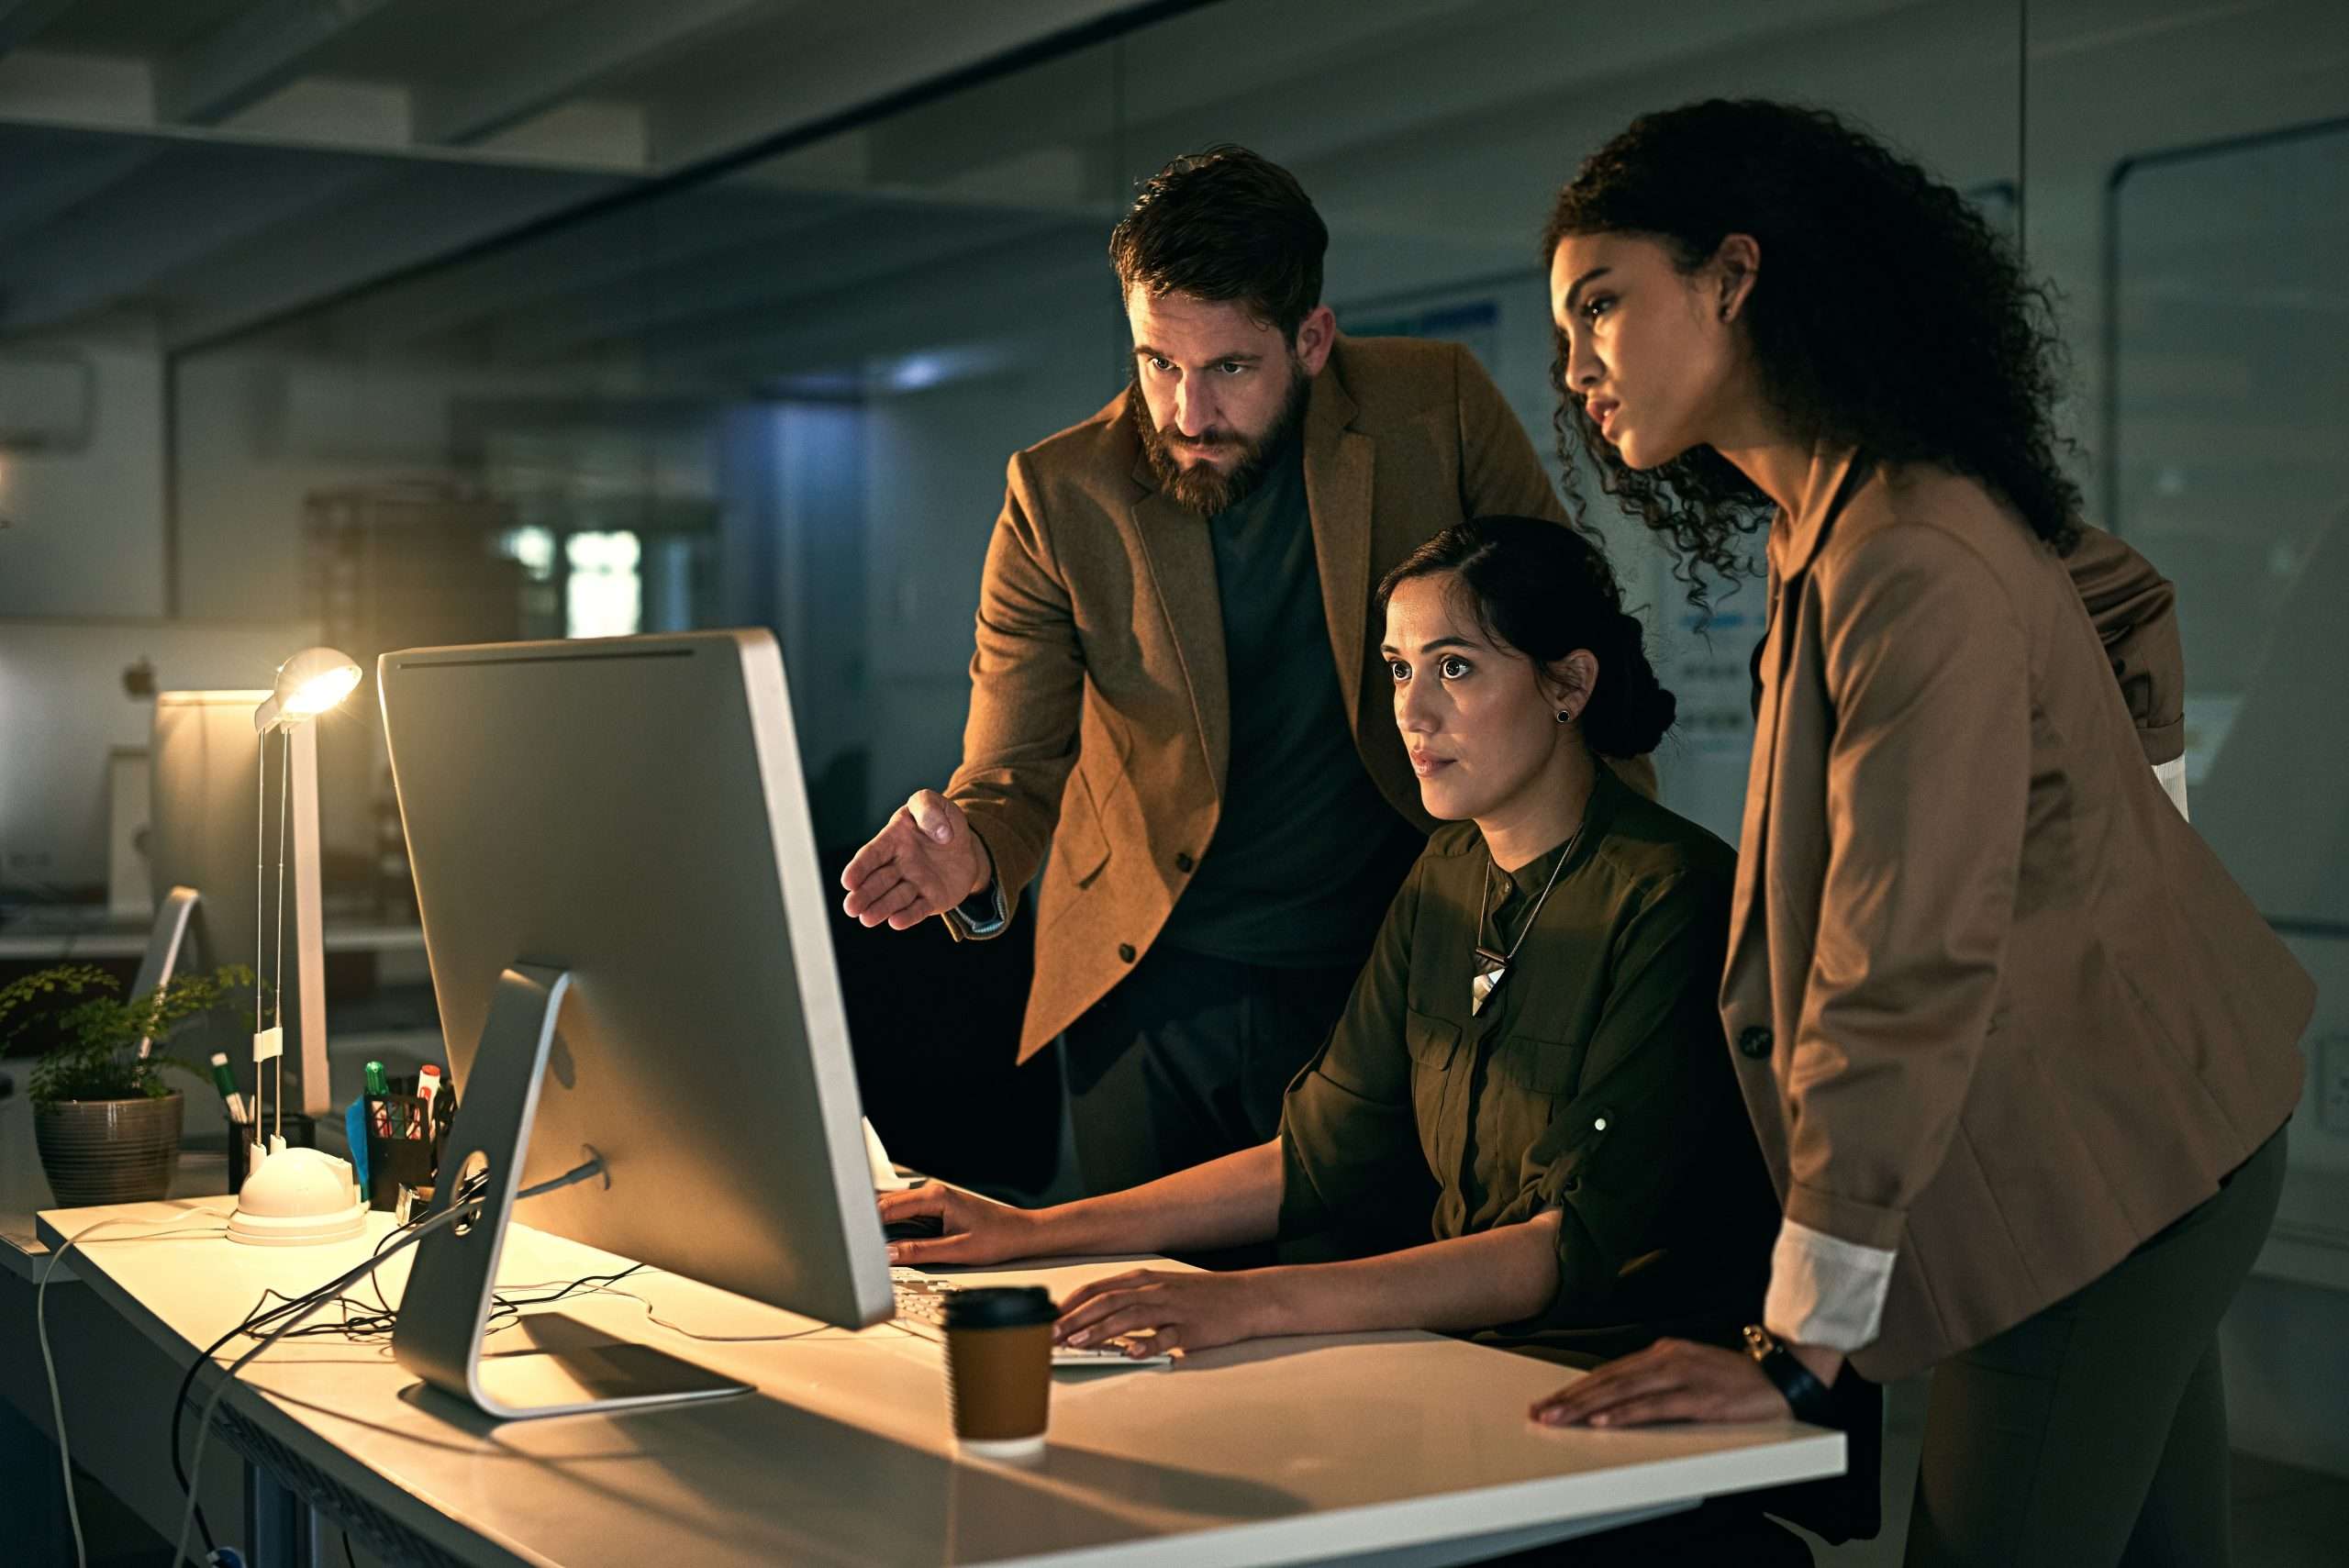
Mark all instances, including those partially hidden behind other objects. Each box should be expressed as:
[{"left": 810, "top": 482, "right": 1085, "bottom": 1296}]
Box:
[{"left": 877, "top": 1183, "right": 1043, "bottom": 1267}]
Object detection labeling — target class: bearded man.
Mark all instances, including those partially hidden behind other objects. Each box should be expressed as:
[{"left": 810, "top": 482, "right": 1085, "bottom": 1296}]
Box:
[{"left": 842, "top": 145, "right": 1568, "bottom": 1196}]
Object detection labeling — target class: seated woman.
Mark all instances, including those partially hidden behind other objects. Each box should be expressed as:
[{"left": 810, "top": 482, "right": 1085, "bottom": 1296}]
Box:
[{"left": 881, "top": 516, "right": 1776, "bottom": 1372}]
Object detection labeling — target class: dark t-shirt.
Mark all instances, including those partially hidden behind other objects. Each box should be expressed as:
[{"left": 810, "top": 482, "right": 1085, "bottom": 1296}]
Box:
[{"left": 1156, "top": 434, "right": 1422, "bottom": 968}]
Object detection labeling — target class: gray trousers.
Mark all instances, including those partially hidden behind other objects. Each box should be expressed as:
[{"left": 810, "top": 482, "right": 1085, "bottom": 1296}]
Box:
[{"left": 1908, "top": 1126, "right": 2288, "bottom": 1567}]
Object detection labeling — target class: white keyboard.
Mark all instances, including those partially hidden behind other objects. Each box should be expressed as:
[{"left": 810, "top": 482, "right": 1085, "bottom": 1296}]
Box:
[{"left": 890, "top": 1270, "right": 1172, "bottom": 1368}]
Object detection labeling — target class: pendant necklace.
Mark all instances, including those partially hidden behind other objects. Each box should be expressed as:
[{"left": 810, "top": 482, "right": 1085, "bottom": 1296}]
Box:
[{"left": 1471, "top": 825, "right": 1580, "bottom": 1017}]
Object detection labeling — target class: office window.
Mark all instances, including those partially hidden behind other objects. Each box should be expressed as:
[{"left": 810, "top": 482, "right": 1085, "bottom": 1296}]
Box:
[
  {"left": 564, "top": 530, "right": 642, "bottom": 639},
  {"left": 2110, "top": 118, "right": 2349, "bottom": 929}
]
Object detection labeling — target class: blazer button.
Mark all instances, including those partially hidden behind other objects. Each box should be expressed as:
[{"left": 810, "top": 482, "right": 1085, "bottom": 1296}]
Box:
[
  {"left": 1738, "top": 1025, "right": 1774, "bottom": 1060},
  {"left": 1118, "top": 942, "right": 1137, "bottom": 964},
  {"left": 1174, "top": 852, "right": 1195, "bottom": 873}
]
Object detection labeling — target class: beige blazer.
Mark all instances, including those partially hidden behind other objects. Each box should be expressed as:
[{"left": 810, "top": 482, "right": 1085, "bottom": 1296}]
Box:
[
  {"left": 1722, "top": 442, "right": 2312, "bottom": 1382},
  {"left": 945, "top": 336, "right": 1568, "bottom": 1062}
]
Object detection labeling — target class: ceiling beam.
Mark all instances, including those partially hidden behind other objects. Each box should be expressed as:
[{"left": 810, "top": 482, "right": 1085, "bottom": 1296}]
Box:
[
  {"left": 411, "top": 0, "right": 766, "bottom": 148},
  {"left": 0, "top": 150, "right": 395, "bottom": 332},
  {"left": 495, "top": 202, "right": 1064, "bottom": 366},
  {"left": 0, "top": 134, "right": 156, "bottom": 248},
  {"left": 0, "top": 0, "right": 82, "bottom": 55},
  {"left": 160, "top": 161, "right": 638, "bottom": 349},
  {"left": 326, "top": 184, "right": 849, "bottom": 350},
  {"left": 158, "top": 0, "right": 401, "bottom": 126}
]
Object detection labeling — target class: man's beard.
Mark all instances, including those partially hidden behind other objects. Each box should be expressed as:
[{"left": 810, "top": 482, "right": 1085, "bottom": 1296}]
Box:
[{"left": 1132, "top": 360, "right": 1311, "bottom": 517}]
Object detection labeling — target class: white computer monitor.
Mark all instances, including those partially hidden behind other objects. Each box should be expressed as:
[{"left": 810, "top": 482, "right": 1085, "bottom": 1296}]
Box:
[{"left": 376, "top": 629, "right": 891, "bottom": 1419}]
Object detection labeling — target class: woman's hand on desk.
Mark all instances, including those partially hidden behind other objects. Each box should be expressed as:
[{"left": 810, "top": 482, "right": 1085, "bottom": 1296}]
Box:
[
  {"left": 878, "top": 1184, "right": 1043, "bottom": 1267},
  {"left": 1052, "top": 1267, "right": 1286, "bottom": 1357},
  {"left": 1525, "top": 1337, "right": 1843, "bottom": 1428}
]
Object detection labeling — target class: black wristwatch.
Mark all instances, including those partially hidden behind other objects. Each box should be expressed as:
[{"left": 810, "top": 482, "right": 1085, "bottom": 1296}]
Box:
[{"left": 1743, "top": 1323, "right": 1836, "bottom": 1424}]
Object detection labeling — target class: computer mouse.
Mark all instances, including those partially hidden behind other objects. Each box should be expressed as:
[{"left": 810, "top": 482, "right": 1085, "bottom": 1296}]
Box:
[{"left": 883, "top": 1213, "right": 946, "bottom": 1243}]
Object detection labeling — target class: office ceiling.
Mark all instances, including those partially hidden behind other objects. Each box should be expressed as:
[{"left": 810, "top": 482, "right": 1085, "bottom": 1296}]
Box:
[
  {"left": 1, "top": 0, "right": 2336, "bottom": 402},
  {"left": 0, "top": 0, "right": 1160, "bottom": 344}
]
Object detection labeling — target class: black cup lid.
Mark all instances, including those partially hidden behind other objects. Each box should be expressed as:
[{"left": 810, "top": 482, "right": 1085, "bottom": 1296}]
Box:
[{"left": 941, "top": 1285, "right": 1056, "bottom": 1329}]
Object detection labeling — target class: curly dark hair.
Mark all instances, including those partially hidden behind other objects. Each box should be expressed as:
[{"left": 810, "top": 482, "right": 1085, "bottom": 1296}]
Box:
[
  {"left": 1376, "top": 516, "right": 1676, "bottom": 760},
  {"left": 1541, "top": 99, "right": 2082, "bottom": 611}
]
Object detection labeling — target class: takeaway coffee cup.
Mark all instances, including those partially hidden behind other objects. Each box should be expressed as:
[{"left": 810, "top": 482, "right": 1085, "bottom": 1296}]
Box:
[{"left": 942, "top": 1285, "right": 1056, "bottom": 1456}]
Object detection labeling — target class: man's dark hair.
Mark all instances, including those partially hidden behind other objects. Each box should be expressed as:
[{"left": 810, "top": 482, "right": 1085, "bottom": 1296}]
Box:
[{"left": 1109, "top": 145, "right": 1327, "bottom": 340}]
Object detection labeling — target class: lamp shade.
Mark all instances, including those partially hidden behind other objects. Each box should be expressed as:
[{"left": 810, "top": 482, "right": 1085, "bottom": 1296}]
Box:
[{"left": 254, "top": 647, "right": 362, "bottom": 733}]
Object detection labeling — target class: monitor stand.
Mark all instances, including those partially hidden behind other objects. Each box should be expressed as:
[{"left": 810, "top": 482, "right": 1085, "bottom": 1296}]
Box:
[{"left": 391, "top": 963, "right": 753, "bottom": 1419}]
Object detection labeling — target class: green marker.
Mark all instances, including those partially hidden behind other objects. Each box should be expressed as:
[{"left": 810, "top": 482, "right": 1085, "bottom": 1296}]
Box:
[
  {"left": 208, "top": 1051, "right": 250, "bottom": 1125},
  {"left": 364, "top": 1059, "right": 391, "bottom": 1140}
]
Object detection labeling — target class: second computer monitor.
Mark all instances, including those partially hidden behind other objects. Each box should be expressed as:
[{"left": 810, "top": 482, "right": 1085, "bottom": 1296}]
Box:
[{"left": 378, "top": 629, "right": 891, "bottom": 1339}]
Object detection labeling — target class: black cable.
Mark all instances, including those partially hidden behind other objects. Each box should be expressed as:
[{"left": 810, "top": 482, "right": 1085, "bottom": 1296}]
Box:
[
  {"left": 343, "top": 1527, "right": 359, "bottom": 1568},
  {"left": 170, "top": 1171, "right": 492, "bottom": 1513},
  {"left": 173, "top": 1197, "right": 480, "bottom": 1564},
  {"left": 243, "top": 1258, "right": 647, "bottom": 1346},
  {"left": 172, "top": 1165, "right": 495, "bottom": 1501},
  {"left": 169, "top": 1157, "right": 605, "bottom": 1557}
]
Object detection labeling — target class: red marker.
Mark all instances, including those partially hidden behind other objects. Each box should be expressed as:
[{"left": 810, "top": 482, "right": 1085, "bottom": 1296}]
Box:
[{"left": 417, "top": 1064, "right": 443, "bottom": 1140}]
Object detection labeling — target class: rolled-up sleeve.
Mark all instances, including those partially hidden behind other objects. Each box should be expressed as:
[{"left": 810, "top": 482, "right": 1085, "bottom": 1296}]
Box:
[
  {"left": 1278, "top": 862, "right": 1431, "bottom": 1240},
  {"left": 1494, "top": 870, "right": 1735, "bottom": 1306}
]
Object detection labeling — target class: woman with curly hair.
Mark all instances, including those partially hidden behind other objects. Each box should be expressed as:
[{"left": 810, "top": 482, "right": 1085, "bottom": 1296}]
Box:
[{"left": 1522, "top": 100, "right": 2311, "bottom": 1566}]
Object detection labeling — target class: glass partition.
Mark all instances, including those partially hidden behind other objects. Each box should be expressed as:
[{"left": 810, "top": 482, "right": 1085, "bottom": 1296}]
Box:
[{"left": 2029, "top": 0, "right": 2349, "bottom": 1484}]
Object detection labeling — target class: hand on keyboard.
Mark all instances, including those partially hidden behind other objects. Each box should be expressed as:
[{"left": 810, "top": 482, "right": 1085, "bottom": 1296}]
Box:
[
  {"left": 876, "top": 1183, "right": 1043, "bottom": 1268},
  {"left": 1052, "top": 1266, "right": 1271, "bottom": 1359},
  {"left": 891, "top": 1270, "right": 1170, "bottom": 1367}
]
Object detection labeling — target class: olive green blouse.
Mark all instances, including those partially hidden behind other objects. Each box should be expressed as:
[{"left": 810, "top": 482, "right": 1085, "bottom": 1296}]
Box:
[{"left": 1276, "top": 764, "right": 1777, "bottom": 1362}]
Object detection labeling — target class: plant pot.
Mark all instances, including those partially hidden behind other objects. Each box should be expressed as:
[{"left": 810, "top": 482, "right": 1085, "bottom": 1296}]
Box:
[{"left": 33, "top": 1092, "right": 184, "bottom": 1207}]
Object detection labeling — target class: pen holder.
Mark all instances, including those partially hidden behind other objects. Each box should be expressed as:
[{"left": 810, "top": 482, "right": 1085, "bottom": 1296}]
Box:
[{"left": 362, "top": 1092, "right": 447, "bottom": 1212}]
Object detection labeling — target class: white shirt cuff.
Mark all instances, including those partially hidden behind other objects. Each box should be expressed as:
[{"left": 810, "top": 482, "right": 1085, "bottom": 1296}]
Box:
[
  {"left": 2154, "top": 755, "right": 2188, "bottom": 821},
  {"left": 1764, "top": 1218, "right": 1897, "bottom": 1351}
]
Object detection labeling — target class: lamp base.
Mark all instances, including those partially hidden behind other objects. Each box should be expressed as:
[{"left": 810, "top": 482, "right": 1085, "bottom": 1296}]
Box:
[{"left": 228, "top": 1138, "right": 367, "bottom": 1247}]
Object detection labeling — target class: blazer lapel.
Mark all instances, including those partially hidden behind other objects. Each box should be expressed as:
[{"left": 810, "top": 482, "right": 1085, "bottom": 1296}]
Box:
[
  {"left": 1722, "top": 558, "right": 1787, "bottom": 1006},
  {"left": 1129, "top": 449, "right": 1231, "bottom": 797},
  {"left": 1780, "top": 439, "right": 1866, "bottom": 581},
  {"left": 1721, "top": 439, "right": 1866, "bottom": 1006},
  {"left": 1302, "top": 366, "right": 1372, "bottom": 731}
]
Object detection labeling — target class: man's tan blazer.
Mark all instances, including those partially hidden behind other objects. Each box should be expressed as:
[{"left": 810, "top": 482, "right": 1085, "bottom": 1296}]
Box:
[
  {"left": 1722, "top": 442, "right": 2311, "bottom": 1382},
  {"left": 946, "top": 336, "right": 1566, "bottom": 1062}
]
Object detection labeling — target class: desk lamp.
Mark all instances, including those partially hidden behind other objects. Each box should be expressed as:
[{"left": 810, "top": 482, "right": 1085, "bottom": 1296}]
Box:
[{"left": 228, "top": 647, "right": 367, "bottom": 1247}]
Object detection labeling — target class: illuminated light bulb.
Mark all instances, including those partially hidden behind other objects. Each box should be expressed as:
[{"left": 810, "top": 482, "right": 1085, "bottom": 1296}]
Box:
[{"left": 253, "top": 648, "right": 362, "bottom": 733}]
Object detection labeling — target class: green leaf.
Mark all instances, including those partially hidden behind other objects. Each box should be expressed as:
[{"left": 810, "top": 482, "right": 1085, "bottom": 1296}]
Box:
[{"left": 20, "top": 963, "right": 257, "bottom": 1106}]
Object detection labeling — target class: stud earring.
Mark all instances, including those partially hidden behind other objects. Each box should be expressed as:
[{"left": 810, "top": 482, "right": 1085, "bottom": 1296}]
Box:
[{"left": 1556, "top": 708, "right": 1575, "bottom": 724}]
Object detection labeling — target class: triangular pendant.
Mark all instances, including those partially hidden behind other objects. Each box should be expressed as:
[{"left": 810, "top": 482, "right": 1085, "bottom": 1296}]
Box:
[{"left": 1471, "top": 945, "right": 1510, "bottom": 1017}]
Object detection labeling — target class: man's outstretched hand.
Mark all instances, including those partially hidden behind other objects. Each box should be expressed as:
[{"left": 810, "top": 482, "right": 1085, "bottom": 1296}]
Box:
[{"left": 841, "top": 789, "right": 988, "bottom": 930}]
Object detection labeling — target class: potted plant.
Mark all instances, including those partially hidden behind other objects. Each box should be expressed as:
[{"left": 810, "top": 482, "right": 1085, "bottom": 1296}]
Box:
[{"left": 1, "top": 962, "right": 253, "bottom": 1207}]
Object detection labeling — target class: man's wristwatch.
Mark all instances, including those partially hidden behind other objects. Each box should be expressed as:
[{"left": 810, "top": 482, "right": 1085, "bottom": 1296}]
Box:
[
  {"left": 941, "top": 834, "right": 1008, "bottom": 939},
  {"left": 1742, "top": 1324, "right": 1836, "bottom": 1424},
  {"left": 949, "top": 874, "right": 1008, "bottom": 937}
]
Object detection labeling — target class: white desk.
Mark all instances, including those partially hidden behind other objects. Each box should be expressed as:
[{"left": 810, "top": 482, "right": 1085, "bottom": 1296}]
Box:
[{"left": 34, "top": 1197, "right": 1842, "bottom": 1567}]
